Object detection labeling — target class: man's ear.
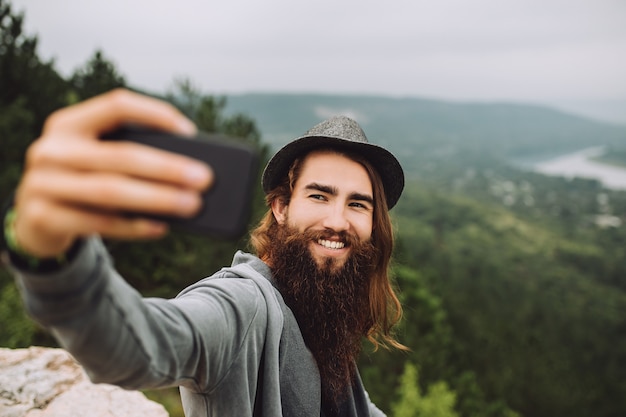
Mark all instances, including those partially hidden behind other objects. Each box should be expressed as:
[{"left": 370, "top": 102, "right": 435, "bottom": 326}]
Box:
[{"left": 271, "top": 198, "right": 288, "bottom": 224}]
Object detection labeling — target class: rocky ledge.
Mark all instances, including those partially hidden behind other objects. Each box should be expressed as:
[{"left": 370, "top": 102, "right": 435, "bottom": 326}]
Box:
[{"left": 0, "top": 346, "right": 168, "bottom": 417}]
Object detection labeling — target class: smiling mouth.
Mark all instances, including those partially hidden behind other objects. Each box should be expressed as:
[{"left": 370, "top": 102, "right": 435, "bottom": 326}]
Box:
[{"left": 317, "top": 239, "right": 346, "bottom": 250}]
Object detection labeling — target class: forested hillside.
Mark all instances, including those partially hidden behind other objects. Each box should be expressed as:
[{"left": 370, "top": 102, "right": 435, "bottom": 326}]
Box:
[
  {"left": 224, "top": 93, "right": 626, "bottom": 174},
  {"left": 2, "top": 2, "right": 626, "bottom": 417}
]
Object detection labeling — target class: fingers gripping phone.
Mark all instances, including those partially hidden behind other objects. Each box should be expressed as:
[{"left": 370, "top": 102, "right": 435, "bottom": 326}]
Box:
[{"left": 101, "top": 126, "right": 260, "bottom": 239}]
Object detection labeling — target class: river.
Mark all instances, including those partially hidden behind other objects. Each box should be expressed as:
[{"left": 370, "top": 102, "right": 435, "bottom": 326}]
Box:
[{"left": 531, "top": 147, "right": 626, "bottom": 191}]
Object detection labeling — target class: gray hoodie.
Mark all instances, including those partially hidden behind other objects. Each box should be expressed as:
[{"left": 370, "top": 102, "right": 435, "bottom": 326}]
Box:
[{"left": 11, "top": 237, "right": 385, "bottom": 416}]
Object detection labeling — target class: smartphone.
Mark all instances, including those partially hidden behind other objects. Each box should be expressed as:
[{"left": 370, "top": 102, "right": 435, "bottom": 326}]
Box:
[{"left": 101, "top": 125, "right": 260, "bottom": 239}]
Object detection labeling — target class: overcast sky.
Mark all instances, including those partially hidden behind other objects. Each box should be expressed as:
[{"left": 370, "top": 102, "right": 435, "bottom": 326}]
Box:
[{"left": 11, "top": 0, "right": 626, "bottom": 120}]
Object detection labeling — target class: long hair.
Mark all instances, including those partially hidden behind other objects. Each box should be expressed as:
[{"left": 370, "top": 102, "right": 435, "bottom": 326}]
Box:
[{"left": 250, "top": 148, "right": 406, "bottom": 351}]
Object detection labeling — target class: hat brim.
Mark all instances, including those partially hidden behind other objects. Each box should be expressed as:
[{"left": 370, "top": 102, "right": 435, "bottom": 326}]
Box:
[{"left": 262, "top": 134, "right": 404, "bottom": 209}]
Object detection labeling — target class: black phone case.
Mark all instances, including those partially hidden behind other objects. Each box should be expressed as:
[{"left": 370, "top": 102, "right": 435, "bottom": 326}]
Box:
[{"left": 101, "top": 126, "right": 259, "bottom": 239}]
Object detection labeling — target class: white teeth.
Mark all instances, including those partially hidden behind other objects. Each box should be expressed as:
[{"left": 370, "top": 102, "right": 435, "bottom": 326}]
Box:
[{"left": 318, "top": 239, "right": 345, "bottom": 249}]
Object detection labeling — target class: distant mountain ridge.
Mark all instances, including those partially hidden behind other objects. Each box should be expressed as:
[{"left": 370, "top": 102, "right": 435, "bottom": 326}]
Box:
[{"left": 223, "top": 93, "right": 626, "bottom": 169}]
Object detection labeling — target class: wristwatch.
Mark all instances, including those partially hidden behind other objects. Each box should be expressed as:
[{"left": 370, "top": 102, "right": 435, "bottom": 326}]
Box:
[{"left": 1, "top": 196, "right": 82, "bottom": 273}]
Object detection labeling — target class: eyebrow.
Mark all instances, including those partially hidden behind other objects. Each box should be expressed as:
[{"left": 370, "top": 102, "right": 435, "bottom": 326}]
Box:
[{"left": 304, "top": 182, "right": 374, "bottom": 205}]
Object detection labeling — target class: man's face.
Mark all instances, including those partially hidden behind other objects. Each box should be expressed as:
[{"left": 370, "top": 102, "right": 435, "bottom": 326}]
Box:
[{"left": 271, "top": 150, "right": 374, "bottom": 269}]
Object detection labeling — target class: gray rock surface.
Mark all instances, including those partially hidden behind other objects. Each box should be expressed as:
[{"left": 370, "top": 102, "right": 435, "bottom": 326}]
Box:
[{"left": 0, "top": 346, "right": 168, "bottom": 417}]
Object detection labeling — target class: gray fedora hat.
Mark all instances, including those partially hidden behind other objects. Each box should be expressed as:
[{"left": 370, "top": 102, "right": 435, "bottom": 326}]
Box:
[{"left": 262, "top": 116, "right": 404, "bottom": 209}]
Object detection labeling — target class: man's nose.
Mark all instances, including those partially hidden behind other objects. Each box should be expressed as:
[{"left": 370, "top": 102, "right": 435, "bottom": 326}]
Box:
[{"left": 322, "top": 203, "right": 350, "bottom": 232}]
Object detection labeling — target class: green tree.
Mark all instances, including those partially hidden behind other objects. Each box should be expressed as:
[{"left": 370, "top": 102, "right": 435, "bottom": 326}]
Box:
[
  {"left": 70, "top": 49, "right": 126, "bottom": 101},
  {"left": 0, "top": 96, "right": 32, "bottom": 196},
  {"left": 0, "top": 0, "right": 69, "bottom": 349},
  {"left": 166, "top": 78, "right": 265, "bottom": 150},
  {"left": 392, "top": 181, "right": 626, "bottom": 417},
  {"left": 393, "top": 362, "right": 459, "bottom": 417},
  {"left": 0, "top": 0, "right": 69, "bottom": 135},
  {"left": 1, "top": 0, "right": 70, "bottom": 199},
  {"left": 0, "top": 281, "right": 38, "bottom": 348}
]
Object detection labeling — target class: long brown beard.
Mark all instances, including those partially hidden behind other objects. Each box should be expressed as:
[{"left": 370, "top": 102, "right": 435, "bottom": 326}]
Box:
[{"left": 266, "top": 222, "right": 377, "bottom": 414}]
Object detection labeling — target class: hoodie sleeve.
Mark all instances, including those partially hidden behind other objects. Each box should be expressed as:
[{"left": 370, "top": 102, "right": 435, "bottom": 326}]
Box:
[{"left": 9, "top": 236, "right": 267, "bottom": 394}]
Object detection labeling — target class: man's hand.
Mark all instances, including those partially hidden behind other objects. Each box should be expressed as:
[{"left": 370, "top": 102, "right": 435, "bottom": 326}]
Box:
[{"left": 13, "top": 89, "right": 213, "bottom": 258}]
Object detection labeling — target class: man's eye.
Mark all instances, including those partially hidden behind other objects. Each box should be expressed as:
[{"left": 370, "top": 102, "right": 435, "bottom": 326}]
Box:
[
  {"left": 309, "top": 194, "right": 326, "bottom": 201},
  {"left": 350, "top": 202, "right": 369, "bottom": 209}
]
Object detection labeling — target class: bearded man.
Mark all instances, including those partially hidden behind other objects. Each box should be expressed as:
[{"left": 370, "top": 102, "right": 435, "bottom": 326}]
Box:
[{"left": 2, "top": 90, "right": 406, "bottom": 417}]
